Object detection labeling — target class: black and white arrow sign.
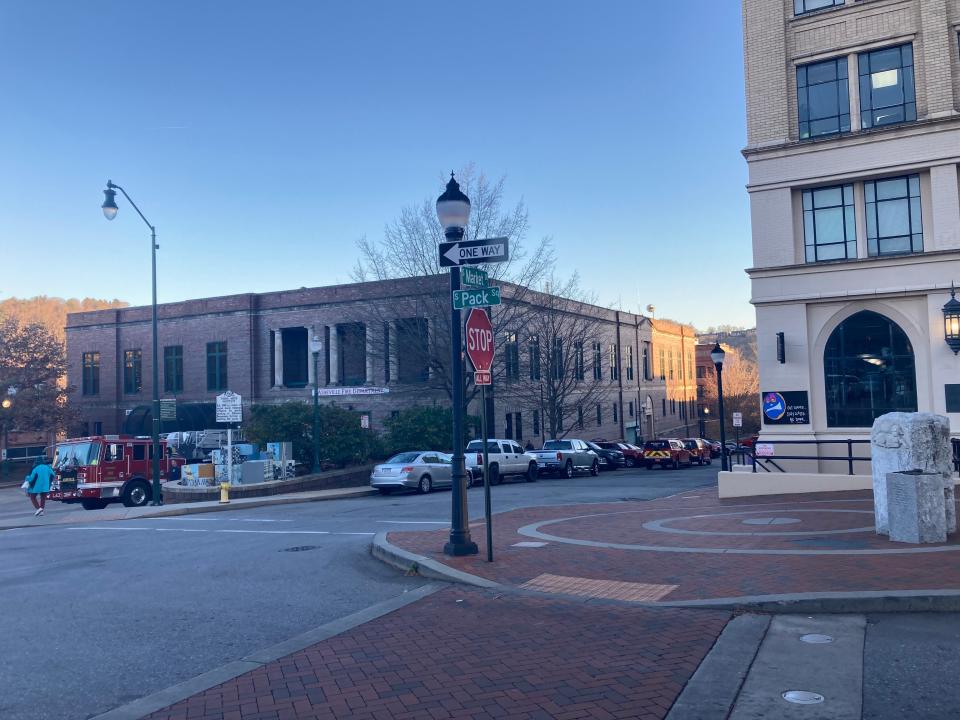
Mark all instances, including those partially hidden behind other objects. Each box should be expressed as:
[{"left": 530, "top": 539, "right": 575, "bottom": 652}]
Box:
[{"left": 438, "top": 237, "right": 510, "bottom": 267}]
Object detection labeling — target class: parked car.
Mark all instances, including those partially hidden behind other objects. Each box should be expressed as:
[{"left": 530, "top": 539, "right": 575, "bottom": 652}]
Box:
[
  {"left": 528, "top": 439, "right": 599, "bottom": 478},
  {"left": 370, "top": 451, "right": 470, "bottom": 495},
  {"left": 683, "top": 438, "right": 713, "bottom": 466},
  {"left": 586, "top": 441, "right": 626, "bottom": 470},
  {"left": 702, "top": 438, "right": 722, "bottom": 458},
  {"left": 465, "top": 439, "right": 538, "bottom": 486},
  {"left": 642, "top": 439, "right": 692, "bottom": 470},
  {"left": 593, "top": 440, "right": 643, "bottom": 467}
]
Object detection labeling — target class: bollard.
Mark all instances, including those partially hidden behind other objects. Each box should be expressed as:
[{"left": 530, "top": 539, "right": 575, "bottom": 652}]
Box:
[{"left": 219, "top": 481, "right": 230, "bottom": 504}]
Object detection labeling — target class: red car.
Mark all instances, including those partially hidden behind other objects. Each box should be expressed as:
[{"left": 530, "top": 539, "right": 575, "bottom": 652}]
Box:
[
  {"left": 594, "top": 441, "right": 645, "bottom": 468},
  {"left": 683, "top": 439, "right": 713, "bottom": 466},
  {"left": 643, "top": 439, "right": 692, "bottom": 470}
]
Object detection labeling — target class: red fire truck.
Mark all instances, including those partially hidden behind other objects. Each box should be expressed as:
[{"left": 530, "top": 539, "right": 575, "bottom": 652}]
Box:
[{"left": 48, "top": 435, "right": 185, "bottom": 510}]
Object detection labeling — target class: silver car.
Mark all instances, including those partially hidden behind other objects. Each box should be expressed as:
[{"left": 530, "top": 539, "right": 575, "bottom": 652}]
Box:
[{"left": 370, "top": 451, "right": 469, "bottom": 495}]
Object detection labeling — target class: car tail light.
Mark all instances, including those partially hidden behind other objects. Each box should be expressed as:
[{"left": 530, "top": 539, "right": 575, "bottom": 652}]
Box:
[
  {"left": 401, "top": 466, "right": 414, "bottom": 472},
  {"left": 557, "top": 452, "right": 562, "bottom": 460},
  {"left": 477, "top": 453, "right": 482, "bottom": 465}
]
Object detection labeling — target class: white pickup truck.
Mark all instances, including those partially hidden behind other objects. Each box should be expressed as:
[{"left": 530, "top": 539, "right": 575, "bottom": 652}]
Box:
[
  {"left": 528, "top": 439, "right": 600, "bottom": 478},
  {"left": 465, "top": 439, "right": 539, "bottom": 485}
]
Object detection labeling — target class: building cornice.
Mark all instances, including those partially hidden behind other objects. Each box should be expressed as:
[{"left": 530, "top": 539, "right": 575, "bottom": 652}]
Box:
[{"left": 747, "top": 248, "right": 960, "bottom": 278}]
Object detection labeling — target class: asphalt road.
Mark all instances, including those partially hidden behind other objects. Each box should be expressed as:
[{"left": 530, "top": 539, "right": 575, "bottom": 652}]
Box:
[{"left": 0, "top": 464, "right": 718, "bottom": 720}]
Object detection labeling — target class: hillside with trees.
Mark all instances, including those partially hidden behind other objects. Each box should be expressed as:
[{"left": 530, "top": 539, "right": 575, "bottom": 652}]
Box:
[{"left": 0, "top": 296, "right": 127, "bottom": 340}]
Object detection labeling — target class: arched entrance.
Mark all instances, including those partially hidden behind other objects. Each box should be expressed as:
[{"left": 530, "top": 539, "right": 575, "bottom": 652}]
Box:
[{"left": 823, "top": 310, "right": 917, "bottom": 427}]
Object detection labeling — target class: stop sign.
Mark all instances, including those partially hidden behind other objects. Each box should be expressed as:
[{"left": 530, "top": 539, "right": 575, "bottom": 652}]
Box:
[{"left": 464, "top": 308, "right": 494, "bottom": 372}]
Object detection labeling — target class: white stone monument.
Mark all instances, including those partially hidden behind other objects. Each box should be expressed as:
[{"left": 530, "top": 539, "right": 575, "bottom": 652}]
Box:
[
  {"left": 871, "top": 412, "right": 955, "bottom": 536},
  {"left": 886, "top": 471, "right": 948, "bottom": 544}
]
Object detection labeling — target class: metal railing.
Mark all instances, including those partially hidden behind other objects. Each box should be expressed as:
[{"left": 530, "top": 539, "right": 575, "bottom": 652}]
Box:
[{"left": 728, "top": 438, "right": 872, "bottom": 476}]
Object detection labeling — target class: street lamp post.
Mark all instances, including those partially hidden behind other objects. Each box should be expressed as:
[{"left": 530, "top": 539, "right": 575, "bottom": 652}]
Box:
[
  {"left": 310, "top": 336, "right": 323, "bottom": 474},
  {"left": 699, "top": 406, "right": 709, "bottom": 438},
  {"left": 710, "top": 343, "right": 728, "bottom": 472},
  {"left": 437, "top": 174, "right": 478, "bottom": 557},
  {"left": 102, "top": 181, "right": 163, "bottom": 505},
  {"left": 1, "top": 392, "right": 12, "bottom": 483}
]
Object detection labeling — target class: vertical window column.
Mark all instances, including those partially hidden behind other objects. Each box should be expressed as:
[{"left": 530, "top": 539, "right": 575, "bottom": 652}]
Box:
[
  {"left": 326, "top": 325, "right": 339, "bottom": 386},
  {"left": 273, "top": 330, "right": 283, "bottom": 387}
]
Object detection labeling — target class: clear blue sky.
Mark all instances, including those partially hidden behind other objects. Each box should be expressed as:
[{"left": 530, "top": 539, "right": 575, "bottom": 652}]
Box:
[{"left": 0, "top": 1, "right": 752, "bottom": 329}]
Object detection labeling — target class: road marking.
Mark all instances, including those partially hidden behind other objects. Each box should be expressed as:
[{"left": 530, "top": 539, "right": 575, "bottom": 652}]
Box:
[
  {"left": 67, "top": 527, "right": 152, "bottom": 531},
  {"left": 154, "top": 528, "right": 208, "bottom": 532},
  {"left": 238, "top": 519, "right": 295, "bottom": 523},
  {"left": 337, "top": 532, "right": 376, "bottom": 536},
  {"left": 218, "top": 529, "right": 331, "bottom": 535},
  {"left": 377, "top": 520, "right": 448, "bottom": 524}
]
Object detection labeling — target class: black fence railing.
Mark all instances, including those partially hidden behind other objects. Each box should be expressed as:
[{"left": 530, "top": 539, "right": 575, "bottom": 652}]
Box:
[{"left": 727, "top": 439, "right": 872, "bottom": 476}]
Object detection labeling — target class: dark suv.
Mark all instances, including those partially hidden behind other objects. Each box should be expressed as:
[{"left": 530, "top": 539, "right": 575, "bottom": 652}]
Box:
[{"left": 586, "top": 441, "right": 625, "bottom": 470}]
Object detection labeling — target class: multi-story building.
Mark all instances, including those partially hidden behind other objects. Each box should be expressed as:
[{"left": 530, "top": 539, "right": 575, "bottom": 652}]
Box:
[
  {"left": 650, "top": 319, "right": 699, "bottom": 438},
  {"left": 743, "top": 0, "right": 960, "bottom": 449},
  {"left": 66, "top": 277, "right": 694, "bottom": 448}
]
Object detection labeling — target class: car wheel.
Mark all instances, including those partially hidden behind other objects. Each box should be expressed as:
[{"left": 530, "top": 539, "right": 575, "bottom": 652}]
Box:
[
  {"left": 81, "top": 499, "right": 109, "bottom": 510},
  {"left": 526, "top": 462, "right": 538, "bottom": 482},
  {"left": 671, "top": 459, "right": 679, "bottom": 470},
  {"left": 489, "top": 464, "right": 502, "bottom": 486},
  {"left": 645, "top": 462, "right": 653, "bottom": 470},
  {"left": 590, "top": 460, "right": 599, "bottom": 477},
  {"left": 417, "top": 475, "right": 433, "bottom": 494},
  {"left": 377, "top": 487, "right": 393, "bottom": 496},
  {"left": 707, "top": 458, "right": 713, "bottom": 465},
  {"left": 626, "top": 457, "right": 636, "bottom": 468},
  {"left": 563, "top": 460, "right": 574, "bottom": 479},
  {"left": 122, "top": 480, "right": 151, "bottom": 508}
]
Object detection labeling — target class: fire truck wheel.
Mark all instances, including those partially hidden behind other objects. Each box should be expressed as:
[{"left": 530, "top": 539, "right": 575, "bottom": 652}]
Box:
[
  {"left": 81, "top": 499, "right": 110, "bottom": 511},
  {"left": 122, "top": 480, "right": 151, "bottom": 507}
]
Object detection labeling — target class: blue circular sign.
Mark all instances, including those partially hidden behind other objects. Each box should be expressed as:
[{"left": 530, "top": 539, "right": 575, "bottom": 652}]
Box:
[{"left": 763, "top": 392, "right": 786, "bottom": 421}]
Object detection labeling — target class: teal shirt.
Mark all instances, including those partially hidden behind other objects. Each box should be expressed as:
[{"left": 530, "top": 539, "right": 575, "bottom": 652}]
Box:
[{"left": 27, "top": 464, "right": 54, "bottom": 494}]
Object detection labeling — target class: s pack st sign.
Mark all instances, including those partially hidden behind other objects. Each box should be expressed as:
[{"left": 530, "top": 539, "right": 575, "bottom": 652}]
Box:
[{"left": 453, "top": 286, "right": 501, "bottom": 310}]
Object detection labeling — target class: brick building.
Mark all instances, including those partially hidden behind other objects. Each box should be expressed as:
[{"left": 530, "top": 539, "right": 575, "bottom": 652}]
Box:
[
  {"left": 743, "top": 0, "right": 960, "bottom": 446},
  {"left": 66, "top": 277, "right": 695, "bottom": 448}
]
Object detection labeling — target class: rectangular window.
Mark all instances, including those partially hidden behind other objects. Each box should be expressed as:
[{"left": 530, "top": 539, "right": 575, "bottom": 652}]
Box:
[
  {"left": 164, "top": 345, "right": 183, "bottom": 393},
  {"left": 82, "top": 352, "right": 100, "bottom": 396},
  {"left": 803, "top": 184, "right": 857, "bottom": 262},
  {"left": 281, "top": 327, "right": 309, "bottom": 388},
  {"left": 659, "top": 349, "right": 666, "bottom": 380},
  {"left": 797, "top": 57, "right": 849, "bottom": 140},
  {"left": 383, "top": 322, "right": 391, "bottom": 383},
  {"left": 668, "top": 350, "right": 674, "bottom": 380},
  {"left": 613, "top": 403, "right": 618, "bottom": 423},
  {"left": 397, "top": 318, "right": 429, "bottom": 383},
  {"left": 596, "top": 404, "right": 602, "bottom": 426},
  {"left": 577, "top": 406, "right": 584, "bottom": 429},
  {"left": 795, "top": 0, "right": 843, "bottom": 14},
  {"left": 642, "top": 343, "right": 650, "bottom": 380},
  {"left": 592, "top": 342, "right": 602, "bottom": 380},
  {"left": 93, "top": 421, "right": 103, "bottom": 435},
  {"left": 688, "top": 354, "right": 693, "bottom": 380},
  {"left": 574, "top": 341, "right": 585, "bottom": 381},
  {"left": 505, "top": 413, "right": 513, "bottom": 440},
  {"left": 609, "top": 344, "right": 619, "bottom": 381},
  {"left": 529, "top": 336, "right": 541, "bottom": 381},
  {"left": 626, "top": 346, "right": 634, "bottom": 381},
  {"left": 551, "top": 338, "right": 563, "bottom": 380},
  {"left": 514, "top": 413, "right": 523, "bottom": 442},
  {"left": 859, "top": 44, "right": 916, "bottom": 130},
  {"left": 505, "top": 333, "right": 520, "bottom": 381},
  {"left": 337, "top": 323, "right": 367, "bottom": 386},
  {"left": 123, "top": 349, "right": 142, "bottom": 394},
  {"left": 865, "top": 175, "right": 923, "bottom": 256},
  {"left": 662, "top": 398, "right": 667, "bottom": 415},
  {"left": 533, "top": 410, "right": 540, "bottom": 436},
  {"left": 206, "top": 341, "right": 228, "bottom": 391},
  {"left": 629, "top": 401, "right": 635, "bottom": 417}
]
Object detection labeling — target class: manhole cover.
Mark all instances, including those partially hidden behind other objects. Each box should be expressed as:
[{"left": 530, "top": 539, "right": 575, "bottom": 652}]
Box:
[
  {"left": 281, "top": 545, "right": 320, "bottom": 552},
  {"left": 800, "top": 634, "right": 834, "bottom": 644},
  {"left": 783, "top": 690, "right": 825, "bottom": 705},
  {"left": 741, "top": 517, "right": 801, "bottom": 526}
]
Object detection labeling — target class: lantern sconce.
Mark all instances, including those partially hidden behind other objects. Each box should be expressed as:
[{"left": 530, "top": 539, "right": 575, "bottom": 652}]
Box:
[{"left": 943, "top": 284, "right": 960, "bottom": 355}]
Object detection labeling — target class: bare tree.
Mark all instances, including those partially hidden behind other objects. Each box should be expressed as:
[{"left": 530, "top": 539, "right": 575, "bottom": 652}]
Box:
[
  {"left": 349, "top": 165, "right": 554, "bottom": 403},
  {"left": 500, "top": 274, "right": 613, "bottom": 440},
  {"left": 702, "top": 346, "right": 760, "bottom": 435}
]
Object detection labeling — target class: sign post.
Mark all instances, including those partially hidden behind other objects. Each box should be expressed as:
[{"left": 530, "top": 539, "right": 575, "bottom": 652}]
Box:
[
  {"left": 216, "top": 391, "right": 242, "bottom": 486},
  {"left": 464, "top": 307, "right": 496, "bottom": 561}
]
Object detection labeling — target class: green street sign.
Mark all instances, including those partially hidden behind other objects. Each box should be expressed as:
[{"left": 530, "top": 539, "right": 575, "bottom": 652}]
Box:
[
  {"left": 461, "top": 267, "right": 488, "bottom": 288},
  {"left": 453, "top": 286, "right": 501, "bottom": 310}
]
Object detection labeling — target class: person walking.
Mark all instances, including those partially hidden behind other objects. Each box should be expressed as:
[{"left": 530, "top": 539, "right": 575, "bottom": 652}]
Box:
[{"left": 25, "top": 456, "right": 54, "bottom": 517}]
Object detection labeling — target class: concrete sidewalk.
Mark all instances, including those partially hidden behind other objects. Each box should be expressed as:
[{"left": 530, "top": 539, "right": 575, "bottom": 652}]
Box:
[{"left": 0, "top": 486, "right": 375, "bottom": 530}]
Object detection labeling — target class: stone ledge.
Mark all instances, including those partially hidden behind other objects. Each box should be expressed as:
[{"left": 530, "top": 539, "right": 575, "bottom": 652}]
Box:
[{"left": 163, "top": 464, "right": 374, "bottom": 503}]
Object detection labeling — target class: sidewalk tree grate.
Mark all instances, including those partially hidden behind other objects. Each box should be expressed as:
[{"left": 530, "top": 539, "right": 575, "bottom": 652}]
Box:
[{"left": 281, "top": 545, "right": 320, "bottom": 552}]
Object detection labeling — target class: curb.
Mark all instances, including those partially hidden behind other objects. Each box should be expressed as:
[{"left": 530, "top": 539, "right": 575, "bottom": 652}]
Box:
[
  {"left": 371, "top": 531, "right": 502, "bottom": 588},
  {"left": 89, "top": 582, "right": 445, "bottom": 720},
  {"left": 372, "top": 532, "right": 960, "bottom": 613}
]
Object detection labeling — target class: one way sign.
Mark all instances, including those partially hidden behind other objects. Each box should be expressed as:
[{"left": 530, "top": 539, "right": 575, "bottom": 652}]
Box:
[{"left": 438, "top": 237, "right": 510, "bottom": 267}]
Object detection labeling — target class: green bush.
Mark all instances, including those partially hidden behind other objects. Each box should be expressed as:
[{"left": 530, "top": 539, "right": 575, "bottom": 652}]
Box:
[
  {"left": 383, "top": 406, "right": 476, "bottom": 455},
  {"left": 245, "top": 402, "right": 377, "bottom": 469}
]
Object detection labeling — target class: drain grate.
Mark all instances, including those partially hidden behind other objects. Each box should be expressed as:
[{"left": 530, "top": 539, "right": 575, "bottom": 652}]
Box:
[{"left": 281, "top": 545, "right": 320, "bottom": 552}]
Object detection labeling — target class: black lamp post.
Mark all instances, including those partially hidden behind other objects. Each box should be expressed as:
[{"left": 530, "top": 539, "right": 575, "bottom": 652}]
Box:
[
  {"left": 310, "top": 336, "right": 323, "bottom": 474},
  {"left": 710, "top": 343, "right": 728, "bottom": 472},
  {"left": 437, "top": 173, "right": 478, "bottom": 557},
  {"left": 699, "top": 406, "right": 709, "bottom": 438},
  {"left": 1, "top": 390, "right": 12, "bottom": 483},
  {"left": 944, "top": 284, "right": 960, "bottom": 355},
  {"left": 102, "top": 181, "right": 162, "bottom": 505}
]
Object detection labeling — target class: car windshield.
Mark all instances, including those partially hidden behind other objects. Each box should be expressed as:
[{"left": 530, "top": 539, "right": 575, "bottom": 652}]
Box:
[
  {"left": 385, "top": 452, "right": 421, "bottom": 464},
  {"left": 53, "top": 441, "right": 101, "bottom": 468},
  {"left": 543, "top": 440, "right": 572, "bottom": 450},
  {"left": 644, "top": 440, "right": 670, "bottom": 450},
  {"left": 466, "top": 441, "right": 500, "bottom": 453}
]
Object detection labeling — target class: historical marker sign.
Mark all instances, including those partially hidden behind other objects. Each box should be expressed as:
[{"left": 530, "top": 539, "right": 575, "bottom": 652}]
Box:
[
  {"left": 464, "top": 308, "right": 495, "bottom": 373},
  {"left": 453, "top": 286, "right": 501, "bottom": 310},
  {"left": 438, "top": 237, "right": 510, "bottom": 267},
  {"left": 461, "top": 266, "right": 488, "bottom": 288},
  {"left": 216, "top": 391, "right": 242, "bottom": 423},
  {"left": 159, "top": 398, "right": 177, "bottom": 421}
]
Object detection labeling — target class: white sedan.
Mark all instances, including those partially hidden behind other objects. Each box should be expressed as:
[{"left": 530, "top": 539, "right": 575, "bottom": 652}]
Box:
[{"left": 370, "top": 451, "right": 471, "bottom": 495}]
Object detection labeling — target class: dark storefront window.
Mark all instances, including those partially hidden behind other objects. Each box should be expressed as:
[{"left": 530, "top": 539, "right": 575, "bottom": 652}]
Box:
[
  {"left": 824, "top": 311, "right": 917, "bottom": 427},
  {"left": 282, "top": 327, "right": 308, "bottom": 388},
  {"left": 123, "top": 349, "right": 142, "bottom": 394}
]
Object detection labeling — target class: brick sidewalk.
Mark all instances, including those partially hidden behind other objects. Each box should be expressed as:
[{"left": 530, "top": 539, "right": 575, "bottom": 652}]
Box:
[
  {"left": 389, "top": 489, "right": 960, "bottom": 603},
  {"left": 142, "top": 587, "right": 729, "bottom": 720}
]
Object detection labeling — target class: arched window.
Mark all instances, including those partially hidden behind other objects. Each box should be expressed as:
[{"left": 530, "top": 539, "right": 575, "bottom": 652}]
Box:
[{"left": 824, "top": 311, "right": 917, "bottom": 427}]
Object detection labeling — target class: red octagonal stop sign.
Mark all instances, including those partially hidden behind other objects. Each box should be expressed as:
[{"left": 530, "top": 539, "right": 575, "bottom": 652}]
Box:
[{"left": 464, "top": 308, "right": 495, "bottom": 372}]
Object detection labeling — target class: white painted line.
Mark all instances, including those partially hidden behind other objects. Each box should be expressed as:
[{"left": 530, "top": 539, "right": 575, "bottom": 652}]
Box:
[
  {"left": 377, "top": 520, "right": 448, "bottom": 524},
  {"left": 512, "top": 541, "right": 548, "bottom": 548},
  {"left": 335, "top": 532, "right": 376, "bottom": 536},
  {"left": 217, "top": 529, "right": 330, "bottom": 535},
  {"left": 68, "top": 527, "right": 152, "bottom": 531},
  {"left": 155, "top": 528, "right": 208, "bottom": 532},
  {"left": 238, "top": 519, "right": 295, "bottom": 523}
]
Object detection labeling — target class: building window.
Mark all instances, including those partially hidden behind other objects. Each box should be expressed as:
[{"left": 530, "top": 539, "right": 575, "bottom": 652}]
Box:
[
  {"left": 659, "top": 349, "right": 666, "bottom": 380},
  {"left": 824, "top": 310, "right": 917, "bottom": 427},
  {"left": 668, "top": 350, "right": 674, "bottom": 380},
  {"left": 687, "top": 354, "right": 693, "bottom": 380},
  {"left": 797, "top": 57, "right": 849, "bottom": 140},
  {"left": 859, "top": 44, "right": 916, "bottom": 130},
  {"left": 596, "top": 404, "right": 602, "bottom": 426},
  {"left": 794, "top": 0, "right": 842, "bottom": 14},
  {"left": 662, "top": 398, "right": 666, "bottom": 415},
  {"left": 577, "top": 405, "right": 584, "bottom": 429},
  {"left": 123, "top": 349, "right": 142, "bottom": 394},
  {"left": 626, "top": 346, "right": 634, "bottom": 381},
  {"left": 383, "top": 322, "right": 391, "bottom": 384},
  {"left": 865, "top": 175, "right": 923, "bottom": 256},
  {"left": 612, "top": 403, "right": 618, "bottom": 423},
  {"left": 803, "top": 184, "right": 857, "bottom": 262},
  {"left": 533, "top": 410, "right": 540, "bottom": 436},
  {"left": 609, "top": 344, "right": 619, "bottom": 381},
  {"left": 642, "top": 343, "right": 650, "bottom": 380},
  {"left": 505, "top": 413, "right": 513, "bottom": 440},
  {"left": 697, "top": 366, "right": 706, "bottom": 379},
  {"left": 206, "top": 341, "right": 228, "bottom": 391},
  {"left": 337, "top": 323, "right": 367, "bottom": 386},
  {"left": 592, "top": 342, "right": 602, "bottom": 380},
  {"left": 93, "top": 421, "right": 103, "bottom": 435},
  {"left": 164, "top": 346, "right": 183, "bottom": 393},
  {"left": 397, "top": 318, "right": 429, "bottom": 383},
  {"left": 551, "top": 338, "right": 563, "bottom": 380},
  {"left": 82, "top": 352, "right": 100, "bottom": 396},
  {"left": 281, "top": 327, "right": 309, "bottom": 388},
  {"left": 529, "top": 336, "right": 541, "bottom": 381},
  {"left": 505, "top": 333, "right": 519, "bottom": 381},
  {"left": 573, "top": 341, "right": 585, "bottom": 381},
  {"left": 629, "top": 401, "right": 635, "bottom": 417}
]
